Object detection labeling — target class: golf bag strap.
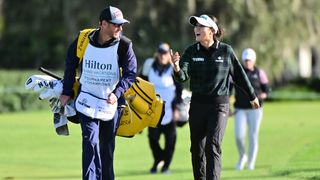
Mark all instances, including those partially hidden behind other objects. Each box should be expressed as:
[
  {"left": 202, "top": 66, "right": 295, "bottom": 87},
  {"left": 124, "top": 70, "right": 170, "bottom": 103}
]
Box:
[{"left": 76, "top": 28, "right": 96, "bottom": 60}]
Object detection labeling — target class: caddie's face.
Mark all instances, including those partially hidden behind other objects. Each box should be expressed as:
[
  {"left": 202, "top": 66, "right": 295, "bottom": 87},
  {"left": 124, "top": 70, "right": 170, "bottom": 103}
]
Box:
[
  {"left": 157, "top": 51, "right": 171, "bottom": 65},
  {"left": 108, "top": 22, "right": 123, "bottom": 38},
  {"left": 194, "top": 23, "right": 214, "bottom": 43},
  {"left": 101, "top": 20, "right": 123, "bottom": 39}
]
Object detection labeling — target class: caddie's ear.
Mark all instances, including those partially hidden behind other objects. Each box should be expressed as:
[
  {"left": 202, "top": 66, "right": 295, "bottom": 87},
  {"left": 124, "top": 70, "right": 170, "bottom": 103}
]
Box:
[
  {"left": 99, "top": 20, "right": 107, "bottom": 27},
  {"left": 100, "top": 20, "right": 109, "bottom": 27}
]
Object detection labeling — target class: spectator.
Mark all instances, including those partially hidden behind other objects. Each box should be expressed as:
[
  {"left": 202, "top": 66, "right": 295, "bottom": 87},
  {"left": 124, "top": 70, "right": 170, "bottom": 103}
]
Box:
[{"left": 233, "top": 48, "right": 270, "bottom": 170}]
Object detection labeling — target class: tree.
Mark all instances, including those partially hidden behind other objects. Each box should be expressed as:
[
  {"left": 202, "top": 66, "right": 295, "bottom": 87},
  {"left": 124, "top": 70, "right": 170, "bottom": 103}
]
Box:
[{"left": 0, "top": 0, "right": 319, "bottom": 85}]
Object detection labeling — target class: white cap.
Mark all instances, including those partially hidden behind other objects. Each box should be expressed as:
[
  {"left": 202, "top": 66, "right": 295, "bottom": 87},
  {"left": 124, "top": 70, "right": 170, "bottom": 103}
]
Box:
[
  {"left": 242, "top": 48, "right": 256, "bottom": 61},
  {"left": 189, "top": 14, "right": 218, "bottom": 34}
]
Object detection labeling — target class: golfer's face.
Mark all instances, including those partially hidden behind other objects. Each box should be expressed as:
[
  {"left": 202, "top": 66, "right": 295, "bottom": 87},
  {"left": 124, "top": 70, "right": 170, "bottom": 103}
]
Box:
[{"left": 194, "top": 23, "right": 213, "bottom": 42}]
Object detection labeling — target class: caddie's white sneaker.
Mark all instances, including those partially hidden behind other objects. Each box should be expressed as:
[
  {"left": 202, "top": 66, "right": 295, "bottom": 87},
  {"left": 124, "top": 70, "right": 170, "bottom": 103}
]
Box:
[{"left": 236, "top": 155, "right": 248, "bottom": 171}]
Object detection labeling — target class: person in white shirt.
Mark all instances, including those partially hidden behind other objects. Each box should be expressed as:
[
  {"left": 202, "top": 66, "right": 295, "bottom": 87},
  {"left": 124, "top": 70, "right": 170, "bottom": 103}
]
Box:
[{"left": 140, "top": 43, "right": 182, "bottom": 174}]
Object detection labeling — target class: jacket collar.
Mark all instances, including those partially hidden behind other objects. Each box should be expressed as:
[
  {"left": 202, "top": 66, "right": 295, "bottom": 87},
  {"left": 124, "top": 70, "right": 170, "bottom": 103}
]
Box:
[
  {"left": 89, "top": 28, "right": 120, "bottom": 48},
  {"left": 197, "top": 40, "right": 220, "bottom": 51}
]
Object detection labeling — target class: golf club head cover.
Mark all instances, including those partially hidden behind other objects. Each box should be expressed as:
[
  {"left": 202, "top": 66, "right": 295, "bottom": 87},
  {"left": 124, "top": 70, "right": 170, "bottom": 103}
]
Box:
[
  {"left": 38, "top": 80, "right": 63, "bottom": 100},
  {"left": 25, "top": 75, "right": 56, "bottom": 91}
]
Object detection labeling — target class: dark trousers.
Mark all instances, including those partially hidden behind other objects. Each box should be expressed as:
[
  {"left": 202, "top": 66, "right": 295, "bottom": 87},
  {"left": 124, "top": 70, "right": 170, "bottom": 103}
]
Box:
[
  {"left": 148, "top": 121, "right": 177, "bottom": 170},
  {"left": 189, "top": 102, "right": 229, "bottom": 180},
  {"left": 78, "top": 109, "right": 121, "bottom": 180}
]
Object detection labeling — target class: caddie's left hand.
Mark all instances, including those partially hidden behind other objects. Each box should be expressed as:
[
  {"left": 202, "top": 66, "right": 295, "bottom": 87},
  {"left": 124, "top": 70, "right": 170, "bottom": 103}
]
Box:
[
  {"left": 250, "top": 97, "right": 260, "bottom": 109},
  {"left": 107, "top": 93, "right": 117, "bottom": 105}
]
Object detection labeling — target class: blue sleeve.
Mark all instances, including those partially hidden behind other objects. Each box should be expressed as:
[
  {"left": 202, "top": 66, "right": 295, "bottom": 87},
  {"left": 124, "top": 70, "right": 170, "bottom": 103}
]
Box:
[
  {"left": 62, "top": 38, "right": 79, "bottom": 97},
  {"left": 113, "top": 42, "right": 137, "bottom": 98}
]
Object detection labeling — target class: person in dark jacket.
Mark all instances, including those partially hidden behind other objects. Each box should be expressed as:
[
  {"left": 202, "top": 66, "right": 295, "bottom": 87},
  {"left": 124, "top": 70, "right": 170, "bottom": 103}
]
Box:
[
  {"left": 233, "top": 48, "right": 269, "bottom": 171},
  {"left": 140, "top": 43, "right": 182, "bottom": 174},
  {"left": 59, "top": 6, "right": 137, "bottom": 180},
  {"left": 171, "top": 14, "right": 260, "bottom": 180}
]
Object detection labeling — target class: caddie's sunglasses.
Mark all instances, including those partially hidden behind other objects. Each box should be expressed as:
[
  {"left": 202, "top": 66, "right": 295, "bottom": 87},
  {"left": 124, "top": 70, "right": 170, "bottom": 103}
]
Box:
[{"left": 108, "top": 21, "right": 123, "bottom": 27}]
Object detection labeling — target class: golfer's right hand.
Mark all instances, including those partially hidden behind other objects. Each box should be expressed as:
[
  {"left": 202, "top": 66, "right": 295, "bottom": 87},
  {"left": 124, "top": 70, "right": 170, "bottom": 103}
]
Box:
[
  {"left": 250, "top": 97, "right": 260, "bottom": 109},
  {"left": 170, "top": 49, "right": 181, "bottom": 72},
  {"left": 59, "top": 95, "right": 70, "bottom": 107}
]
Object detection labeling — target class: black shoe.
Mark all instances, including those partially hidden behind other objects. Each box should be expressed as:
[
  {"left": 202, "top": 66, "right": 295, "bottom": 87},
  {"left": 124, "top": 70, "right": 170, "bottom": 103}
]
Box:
[
  {"left": 149, "top": 166, "right": 157, "bottom": 174},
  {"left": 150, "top": 161, "right": 159, "bottom": 174}
]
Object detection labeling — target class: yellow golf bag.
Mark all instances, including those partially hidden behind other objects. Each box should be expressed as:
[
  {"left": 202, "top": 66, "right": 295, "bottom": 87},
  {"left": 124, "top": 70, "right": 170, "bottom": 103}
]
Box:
[{"left": 117, "top": 77, "right": 165, "bottom": 137}]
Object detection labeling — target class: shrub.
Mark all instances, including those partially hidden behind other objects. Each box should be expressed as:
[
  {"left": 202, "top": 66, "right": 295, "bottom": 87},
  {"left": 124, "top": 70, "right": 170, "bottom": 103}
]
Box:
[{"left": 0, "top": 69, "right": 56, "bottom": 113}]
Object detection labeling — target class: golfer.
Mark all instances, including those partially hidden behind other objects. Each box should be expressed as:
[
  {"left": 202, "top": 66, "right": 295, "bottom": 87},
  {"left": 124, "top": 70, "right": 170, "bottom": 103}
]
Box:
[
  {"left": 171, "top": 14, "right": 260, "bottom": 180},
  {"left": 59, "top": 6, "right": 137, "bottom": 180},
  {"left": 233, "top": 48, "right": 269, "bottom": 170}
]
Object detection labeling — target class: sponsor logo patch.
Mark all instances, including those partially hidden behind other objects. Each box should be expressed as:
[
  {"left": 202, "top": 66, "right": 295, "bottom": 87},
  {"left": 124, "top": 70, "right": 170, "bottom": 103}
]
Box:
[
  {"left": 192, "top": 57, "right": 204, "bottom": 62},
  {"left": 78, "top": 98, "right": 90, "bottom": 108},
  {"left": 215, "top": 56, "right": 224, "bottom": 63}
]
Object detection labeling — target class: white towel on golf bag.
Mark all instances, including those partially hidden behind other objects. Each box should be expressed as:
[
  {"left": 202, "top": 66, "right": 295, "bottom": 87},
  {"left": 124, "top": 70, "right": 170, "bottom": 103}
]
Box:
[
  {"left": 49, "top": 99, "right": 76, "bottom": 136},
  {"left": 49, "top": 98, "right": 76, "bottom": 117},
  {"left": 54, "top": 113, "right": 69, "bottom": 136}
]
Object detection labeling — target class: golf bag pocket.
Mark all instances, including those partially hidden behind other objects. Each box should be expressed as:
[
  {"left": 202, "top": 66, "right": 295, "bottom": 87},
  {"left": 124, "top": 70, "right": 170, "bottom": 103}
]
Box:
[
  {"left": 127, "top": 94, "right": 150, "bottom": 114},
  {"left": 75, "top": 91, "right": 117, "bottom": 121}
]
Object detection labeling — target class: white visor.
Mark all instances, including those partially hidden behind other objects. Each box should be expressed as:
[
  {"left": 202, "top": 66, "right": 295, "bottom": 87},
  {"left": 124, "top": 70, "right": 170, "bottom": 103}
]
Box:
[{"left": 189, "top": 14, "right": 218, "bottom": 34}]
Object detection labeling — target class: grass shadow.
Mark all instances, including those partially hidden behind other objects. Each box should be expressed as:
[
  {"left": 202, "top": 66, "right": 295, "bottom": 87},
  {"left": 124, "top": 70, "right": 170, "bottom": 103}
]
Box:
[
  {"left": 273, "top": 167, "right": 320, "bottom": 179},
  {"left": 223, "top": 167, "right": 320, "bottom": 180},
  {"left": 222, "top": 164, "right": 271, "bottom": 171},
  {"left": 3, "top": 175, "right": 80, "bottom": 180},
  {"left": 116, "top": 167, "right": 192, "bottom": 178}
]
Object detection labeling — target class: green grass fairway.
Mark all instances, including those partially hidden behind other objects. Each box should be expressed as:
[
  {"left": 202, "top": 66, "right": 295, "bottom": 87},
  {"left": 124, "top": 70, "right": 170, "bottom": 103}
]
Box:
[{"left": 0, "top": 101, "right": 320, "bottom": 179}]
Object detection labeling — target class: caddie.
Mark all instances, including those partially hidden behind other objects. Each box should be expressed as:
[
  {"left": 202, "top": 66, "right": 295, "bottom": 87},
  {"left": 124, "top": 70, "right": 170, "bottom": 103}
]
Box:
[{"left": 59, "top": 5, "right": 137, "bottom": 180}]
